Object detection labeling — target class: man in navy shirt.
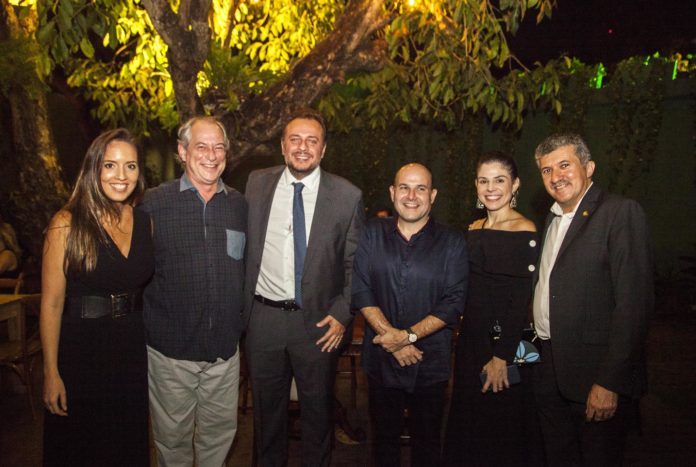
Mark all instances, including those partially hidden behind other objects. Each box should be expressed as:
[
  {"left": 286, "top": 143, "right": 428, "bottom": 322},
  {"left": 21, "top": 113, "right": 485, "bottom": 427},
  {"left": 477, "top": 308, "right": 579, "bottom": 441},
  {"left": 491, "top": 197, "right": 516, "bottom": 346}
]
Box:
[{"left": 352, "top": 163, "right": 468, "bottom": 467}]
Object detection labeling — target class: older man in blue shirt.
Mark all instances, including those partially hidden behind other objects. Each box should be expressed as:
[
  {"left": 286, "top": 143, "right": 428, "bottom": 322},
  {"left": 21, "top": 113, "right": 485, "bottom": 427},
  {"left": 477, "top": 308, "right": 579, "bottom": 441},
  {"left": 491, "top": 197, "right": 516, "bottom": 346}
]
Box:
[
  {"left": 140, "top": 116, "right": 247, "bottom": 467},
  {"left": 352, "top": 163, "right": 468, "bottom": 467}
]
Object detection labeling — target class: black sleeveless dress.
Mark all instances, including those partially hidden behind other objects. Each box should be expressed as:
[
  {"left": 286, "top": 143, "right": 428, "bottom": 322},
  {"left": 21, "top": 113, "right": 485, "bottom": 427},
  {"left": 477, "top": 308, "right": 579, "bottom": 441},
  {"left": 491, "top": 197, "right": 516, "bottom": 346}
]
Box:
[
  {"left": 43, "top": 208, "right": 154, "bottom": 466},
  {"left": 443, "top": 229, "right": 543, "bottom": 467}
]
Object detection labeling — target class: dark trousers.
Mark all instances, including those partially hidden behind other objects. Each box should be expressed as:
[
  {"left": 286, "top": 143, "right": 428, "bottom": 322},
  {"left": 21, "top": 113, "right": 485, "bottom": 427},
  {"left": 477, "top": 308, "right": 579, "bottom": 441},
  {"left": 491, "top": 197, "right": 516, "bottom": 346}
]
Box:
[
  {"left": 533, "top": 339, "right": 632, "bottom": 467},
  {"left": 368, "top": 377, "right": 447, "bottom": 467},
  {"left": 246, "top": 301, "right": 336, "bottom": 467}
]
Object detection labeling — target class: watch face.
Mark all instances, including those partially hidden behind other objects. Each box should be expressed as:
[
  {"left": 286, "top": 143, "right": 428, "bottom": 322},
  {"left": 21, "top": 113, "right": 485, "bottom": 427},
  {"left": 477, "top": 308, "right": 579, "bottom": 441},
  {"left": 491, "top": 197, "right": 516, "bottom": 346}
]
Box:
[{"left": 408, "top": 333, "right": 417, "bottom": 343}]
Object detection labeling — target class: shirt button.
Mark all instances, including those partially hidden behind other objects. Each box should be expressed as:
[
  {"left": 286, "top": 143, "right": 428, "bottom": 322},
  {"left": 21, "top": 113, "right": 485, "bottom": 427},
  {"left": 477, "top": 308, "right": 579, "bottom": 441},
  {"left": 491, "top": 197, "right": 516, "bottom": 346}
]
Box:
[
  {"left": 528, "top": 264, "right": 535, "bottom": 272},
  {"left": 529, "top": 240, "right": 537, "bottom": 247}
]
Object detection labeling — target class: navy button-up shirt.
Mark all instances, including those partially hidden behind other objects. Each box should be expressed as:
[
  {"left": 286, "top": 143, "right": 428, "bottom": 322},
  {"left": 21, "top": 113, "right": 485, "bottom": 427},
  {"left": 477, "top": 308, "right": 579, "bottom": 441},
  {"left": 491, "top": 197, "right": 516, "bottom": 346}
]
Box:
[
  {"left": 352, "top": 217, "right": 468, "bottom": 391},
  {"left": 140, "top": 175, "right": 247, "bottom": 361}
]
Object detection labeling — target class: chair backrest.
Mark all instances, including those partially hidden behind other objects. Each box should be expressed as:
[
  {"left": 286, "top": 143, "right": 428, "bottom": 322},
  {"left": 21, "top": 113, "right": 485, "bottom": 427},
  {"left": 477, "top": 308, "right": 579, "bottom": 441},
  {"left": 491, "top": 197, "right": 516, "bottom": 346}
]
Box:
[
  {"left": 20, "top": 293, "right": 42, "bottom": 351},
  {"left": 0, "top": 271, "right": 25, "bottom": 294},
  {"left": 0, "top": 292, "right": 41, "bottom": 419}
]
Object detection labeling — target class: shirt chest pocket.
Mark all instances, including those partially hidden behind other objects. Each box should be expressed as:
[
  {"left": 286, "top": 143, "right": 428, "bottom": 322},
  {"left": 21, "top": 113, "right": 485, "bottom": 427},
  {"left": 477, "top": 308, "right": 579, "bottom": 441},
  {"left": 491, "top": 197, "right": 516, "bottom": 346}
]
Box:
[{"left": 226, "top": 230, "right": 245, "bottom": 260}]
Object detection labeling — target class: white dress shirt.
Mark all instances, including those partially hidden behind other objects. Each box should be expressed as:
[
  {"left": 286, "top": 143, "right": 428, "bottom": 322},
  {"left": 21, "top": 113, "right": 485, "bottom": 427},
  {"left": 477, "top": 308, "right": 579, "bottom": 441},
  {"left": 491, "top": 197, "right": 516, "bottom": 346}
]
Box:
[
  {"left": 255, "top": 167, "right": 321, "bottom": 300},
  {"left": 533, "top": 183, "right": 593, "bottom": 339}
]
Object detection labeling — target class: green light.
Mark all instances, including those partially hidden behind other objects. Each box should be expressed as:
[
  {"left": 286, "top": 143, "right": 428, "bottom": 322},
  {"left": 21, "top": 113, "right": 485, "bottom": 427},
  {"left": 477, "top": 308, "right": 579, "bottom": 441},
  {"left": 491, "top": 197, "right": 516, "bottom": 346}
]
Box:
[
  {"left": 591, "top": 63, "right": 606, "bottom": 89},
  {"left": 672, "top": 60, "right": 678, "bottom": 80}
]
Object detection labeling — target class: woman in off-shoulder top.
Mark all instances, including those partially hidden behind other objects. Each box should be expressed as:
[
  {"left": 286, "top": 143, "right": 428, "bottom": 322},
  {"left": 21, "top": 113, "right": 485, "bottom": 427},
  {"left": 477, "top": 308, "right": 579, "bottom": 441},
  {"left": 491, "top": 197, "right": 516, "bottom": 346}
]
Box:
[{"left": 443, "top": 151, "right": 543, "bottom": 467}]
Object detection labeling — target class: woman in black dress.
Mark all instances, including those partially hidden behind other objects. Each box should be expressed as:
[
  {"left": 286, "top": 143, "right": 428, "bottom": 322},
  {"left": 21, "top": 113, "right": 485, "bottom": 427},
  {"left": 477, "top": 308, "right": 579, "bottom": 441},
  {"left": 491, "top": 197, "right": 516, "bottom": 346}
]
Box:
[
  {"left": 443, "top": 151, "right": 542, "bottom": 467},
  {"left": 40, "top": 129, "right": 154, "bottom": 466}
]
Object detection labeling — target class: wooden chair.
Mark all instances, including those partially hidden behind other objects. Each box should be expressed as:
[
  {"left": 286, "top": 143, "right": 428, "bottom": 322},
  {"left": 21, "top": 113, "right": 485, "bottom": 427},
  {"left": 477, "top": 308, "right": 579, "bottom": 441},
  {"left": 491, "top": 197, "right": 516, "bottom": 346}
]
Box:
[
  {"left": 0, "top": 271, "right": 25, "bottom": 294},
  {"left": 333, "top": 314, "right": 367, "bottom": 445},
  {"left": 0, "top": 293, "right": 42, "bottom": 418},
  {"left": 338, "top": 313, "right": 365, "bottom": 409}
]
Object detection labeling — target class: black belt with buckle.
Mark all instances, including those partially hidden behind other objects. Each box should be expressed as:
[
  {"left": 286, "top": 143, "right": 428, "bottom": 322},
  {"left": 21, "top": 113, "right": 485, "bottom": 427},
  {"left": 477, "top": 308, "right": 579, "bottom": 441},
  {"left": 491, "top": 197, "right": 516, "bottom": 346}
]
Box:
[
  {"left": 254, "top": 294, "right": 301, "bottom": 311},
  {"left": 65, "top": 290, "right": 144, "bottom": 319}
]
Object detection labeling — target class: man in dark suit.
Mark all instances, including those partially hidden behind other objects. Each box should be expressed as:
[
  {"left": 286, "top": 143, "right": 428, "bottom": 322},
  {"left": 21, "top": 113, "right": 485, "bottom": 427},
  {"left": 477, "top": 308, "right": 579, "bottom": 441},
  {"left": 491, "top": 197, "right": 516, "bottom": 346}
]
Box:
[
  {"left": 531, "top": 133, "right": 653, "bottom": 466},
  {"left": 244, "top": 108, "right": 364, "bottom": 466}
]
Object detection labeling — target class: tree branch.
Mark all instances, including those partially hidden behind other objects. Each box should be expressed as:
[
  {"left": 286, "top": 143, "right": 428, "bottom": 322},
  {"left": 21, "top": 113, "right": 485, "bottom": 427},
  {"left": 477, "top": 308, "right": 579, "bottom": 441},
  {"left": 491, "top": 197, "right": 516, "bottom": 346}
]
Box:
[{"left": 141, "top": 0, "right": 212, "bottom": 120}]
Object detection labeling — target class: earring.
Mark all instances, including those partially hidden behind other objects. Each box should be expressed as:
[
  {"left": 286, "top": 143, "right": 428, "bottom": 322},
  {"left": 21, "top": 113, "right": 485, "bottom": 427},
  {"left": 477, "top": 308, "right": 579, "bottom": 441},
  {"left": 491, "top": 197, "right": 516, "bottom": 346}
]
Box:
[
  {"left": 476, "top": 199, "right": 484, "bottom": 209},
  {"left": 510, "top": 191, "right": 518, "bottom": 208}
]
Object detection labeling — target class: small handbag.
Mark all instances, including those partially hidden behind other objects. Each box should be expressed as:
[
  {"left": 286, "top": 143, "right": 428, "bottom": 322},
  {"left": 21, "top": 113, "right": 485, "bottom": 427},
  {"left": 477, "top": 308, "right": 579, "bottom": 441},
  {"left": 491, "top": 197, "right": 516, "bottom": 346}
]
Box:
[
  {"left": 514, "top": 323, "right": 541, "bottom": 365},
  {"left": 491, "top": 320, "right": 541, "bottom": 365}
]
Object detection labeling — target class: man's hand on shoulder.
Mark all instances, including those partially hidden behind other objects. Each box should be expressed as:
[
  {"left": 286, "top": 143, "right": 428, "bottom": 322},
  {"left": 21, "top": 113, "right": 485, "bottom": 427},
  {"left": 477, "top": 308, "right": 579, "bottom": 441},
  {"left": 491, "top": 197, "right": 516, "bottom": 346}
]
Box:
[
  {"left": 315, "top": 315, "right": 345, "bottom": 353},
  {"left": 585, "top": 384, "right": 619, "bottom": 422}
]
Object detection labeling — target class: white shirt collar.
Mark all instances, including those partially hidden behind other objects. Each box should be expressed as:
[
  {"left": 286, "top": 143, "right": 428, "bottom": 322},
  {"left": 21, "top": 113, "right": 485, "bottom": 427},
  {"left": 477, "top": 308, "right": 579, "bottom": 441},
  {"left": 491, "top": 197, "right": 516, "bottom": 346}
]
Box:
[
  {"left": 549, "top": 182, "right": 593, "bottom": 218},
  {"left": 281, "top": 166, "right": 321, "bottom": 192}
]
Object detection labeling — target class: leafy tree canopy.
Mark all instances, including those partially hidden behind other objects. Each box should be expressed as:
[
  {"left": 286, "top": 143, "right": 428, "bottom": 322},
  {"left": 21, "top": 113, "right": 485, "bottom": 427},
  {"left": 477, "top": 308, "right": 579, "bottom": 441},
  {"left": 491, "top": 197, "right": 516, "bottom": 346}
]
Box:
[{"left": 11, "top": 0, "right": 569, "bottom": 166}]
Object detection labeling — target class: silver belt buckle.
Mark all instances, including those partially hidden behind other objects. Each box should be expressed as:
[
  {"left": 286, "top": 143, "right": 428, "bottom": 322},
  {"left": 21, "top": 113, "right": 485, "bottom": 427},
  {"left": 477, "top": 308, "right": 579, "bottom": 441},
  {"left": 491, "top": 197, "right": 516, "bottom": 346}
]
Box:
[{"left": 111, "top": 293, "right": 131, "bottom": 319}]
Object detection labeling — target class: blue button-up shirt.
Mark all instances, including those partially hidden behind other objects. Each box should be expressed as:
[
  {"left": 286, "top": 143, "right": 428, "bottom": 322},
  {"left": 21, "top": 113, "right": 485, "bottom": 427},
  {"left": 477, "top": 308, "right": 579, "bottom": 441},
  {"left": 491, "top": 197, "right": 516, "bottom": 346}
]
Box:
[{"left": 352, "top": 217, "right": 468, "bottom": 391}]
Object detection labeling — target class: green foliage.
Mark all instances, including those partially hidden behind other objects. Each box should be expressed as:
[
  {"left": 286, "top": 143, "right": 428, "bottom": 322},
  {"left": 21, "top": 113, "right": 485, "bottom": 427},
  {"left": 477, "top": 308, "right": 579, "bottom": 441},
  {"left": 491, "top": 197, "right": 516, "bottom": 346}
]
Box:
[
  {"left": 29, "top": 0, "right": 346, "bottom": 132},
  {"left": 35, "top": 0, "right": 177, "bottom": 133},
  {"left": 220, "top": 0, "right": 342, "bottom": 73},
  {"left": 550, "top": 58, "right": 597, "bottom": 134},
  {"left": 30, "top": 0, "right": 560, "bottom": 134},
  {"left": 201, "top": 42, "right": 277, "bottom": 113},
  {"left": 24, "top": 0, "right": 696, "bottom": 142},
  {"left": 324, "top": 51, "right": 696, "bottom": 230},
  {"left": 605, "top": 54, "right": 670, "bottom": 194},
  {"left": 319, "top": 0, "right": 561, "bottom": 131}
]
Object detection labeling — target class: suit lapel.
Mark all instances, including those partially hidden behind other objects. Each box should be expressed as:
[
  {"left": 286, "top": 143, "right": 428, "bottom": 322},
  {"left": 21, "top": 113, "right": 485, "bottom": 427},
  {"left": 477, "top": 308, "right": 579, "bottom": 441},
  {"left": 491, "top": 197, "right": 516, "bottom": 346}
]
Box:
[
  {"left": 304, "top": 171, "right": 334, "bottom": 272},
  {"left": 555, "top": 184, "right": 601, "bottom": 262}
]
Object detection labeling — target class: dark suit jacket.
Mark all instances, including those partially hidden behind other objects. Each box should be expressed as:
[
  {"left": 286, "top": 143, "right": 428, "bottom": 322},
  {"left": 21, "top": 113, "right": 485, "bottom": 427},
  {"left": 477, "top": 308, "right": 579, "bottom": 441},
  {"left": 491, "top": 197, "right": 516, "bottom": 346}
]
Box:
[
  {"left": 244, "top": 166, "right": 364, "bottom": 340},
  {"left": 535, "top": 184, "right": 653, "bottom": 402}
]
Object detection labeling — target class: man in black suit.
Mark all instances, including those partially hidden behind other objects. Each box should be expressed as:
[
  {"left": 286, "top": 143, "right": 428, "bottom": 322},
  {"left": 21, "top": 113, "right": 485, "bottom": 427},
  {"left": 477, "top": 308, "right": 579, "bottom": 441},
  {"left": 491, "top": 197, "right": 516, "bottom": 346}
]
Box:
[
  {"left": 531, "top": 134, "right": 653, "bottom": 466},
  {"left": 244, "top": 109, "right": 364, "bottom": 466}
]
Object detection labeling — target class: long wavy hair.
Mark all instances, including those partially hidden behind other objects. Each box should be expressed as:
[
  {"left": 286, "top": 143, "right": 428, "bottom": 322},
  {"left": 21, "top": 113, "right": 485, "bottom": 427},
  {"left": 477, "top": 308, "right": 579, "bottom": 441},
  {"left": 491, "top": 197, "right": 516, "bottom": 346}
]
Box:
[{"left": 63, "top": 129, "right": 144, "bottom": 274}]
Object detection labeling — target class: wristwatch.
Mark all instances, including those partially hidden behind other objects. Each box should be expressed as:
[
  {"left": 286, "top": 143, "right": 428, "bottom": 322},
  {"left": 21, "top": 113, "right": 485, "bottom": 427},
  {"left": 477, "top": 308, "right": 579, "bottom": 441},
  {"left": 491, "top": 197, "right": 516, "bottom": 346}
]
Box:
[{"left": 406, "top": 327, "right": 418, "bottom": 344}]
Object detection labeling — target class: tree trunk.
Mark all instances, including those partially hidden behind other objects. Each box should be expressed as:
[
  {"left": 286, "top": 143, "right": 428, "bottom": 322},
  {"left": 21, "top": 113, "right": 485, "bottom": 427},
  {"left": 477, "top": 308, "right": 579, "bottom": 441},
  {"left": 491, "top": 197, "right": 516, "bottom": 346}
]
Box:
[
  {"left": 1, "top": 1, "right": 69, "bottom": 260},
  {"left": 141, "top": 0, "right": 211, "bottom": 121}
]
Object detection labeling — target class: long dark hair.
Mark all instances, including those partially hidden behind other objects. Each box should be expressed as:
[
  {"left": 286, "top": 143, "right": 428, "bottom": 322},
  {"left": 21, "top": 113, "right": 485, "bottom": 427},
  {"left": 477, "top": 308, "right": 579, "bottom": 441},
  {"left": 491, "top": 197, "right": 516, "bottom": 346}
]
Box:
[{"left": 64, "top": 129, "right": 144, "bottom": 274}]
